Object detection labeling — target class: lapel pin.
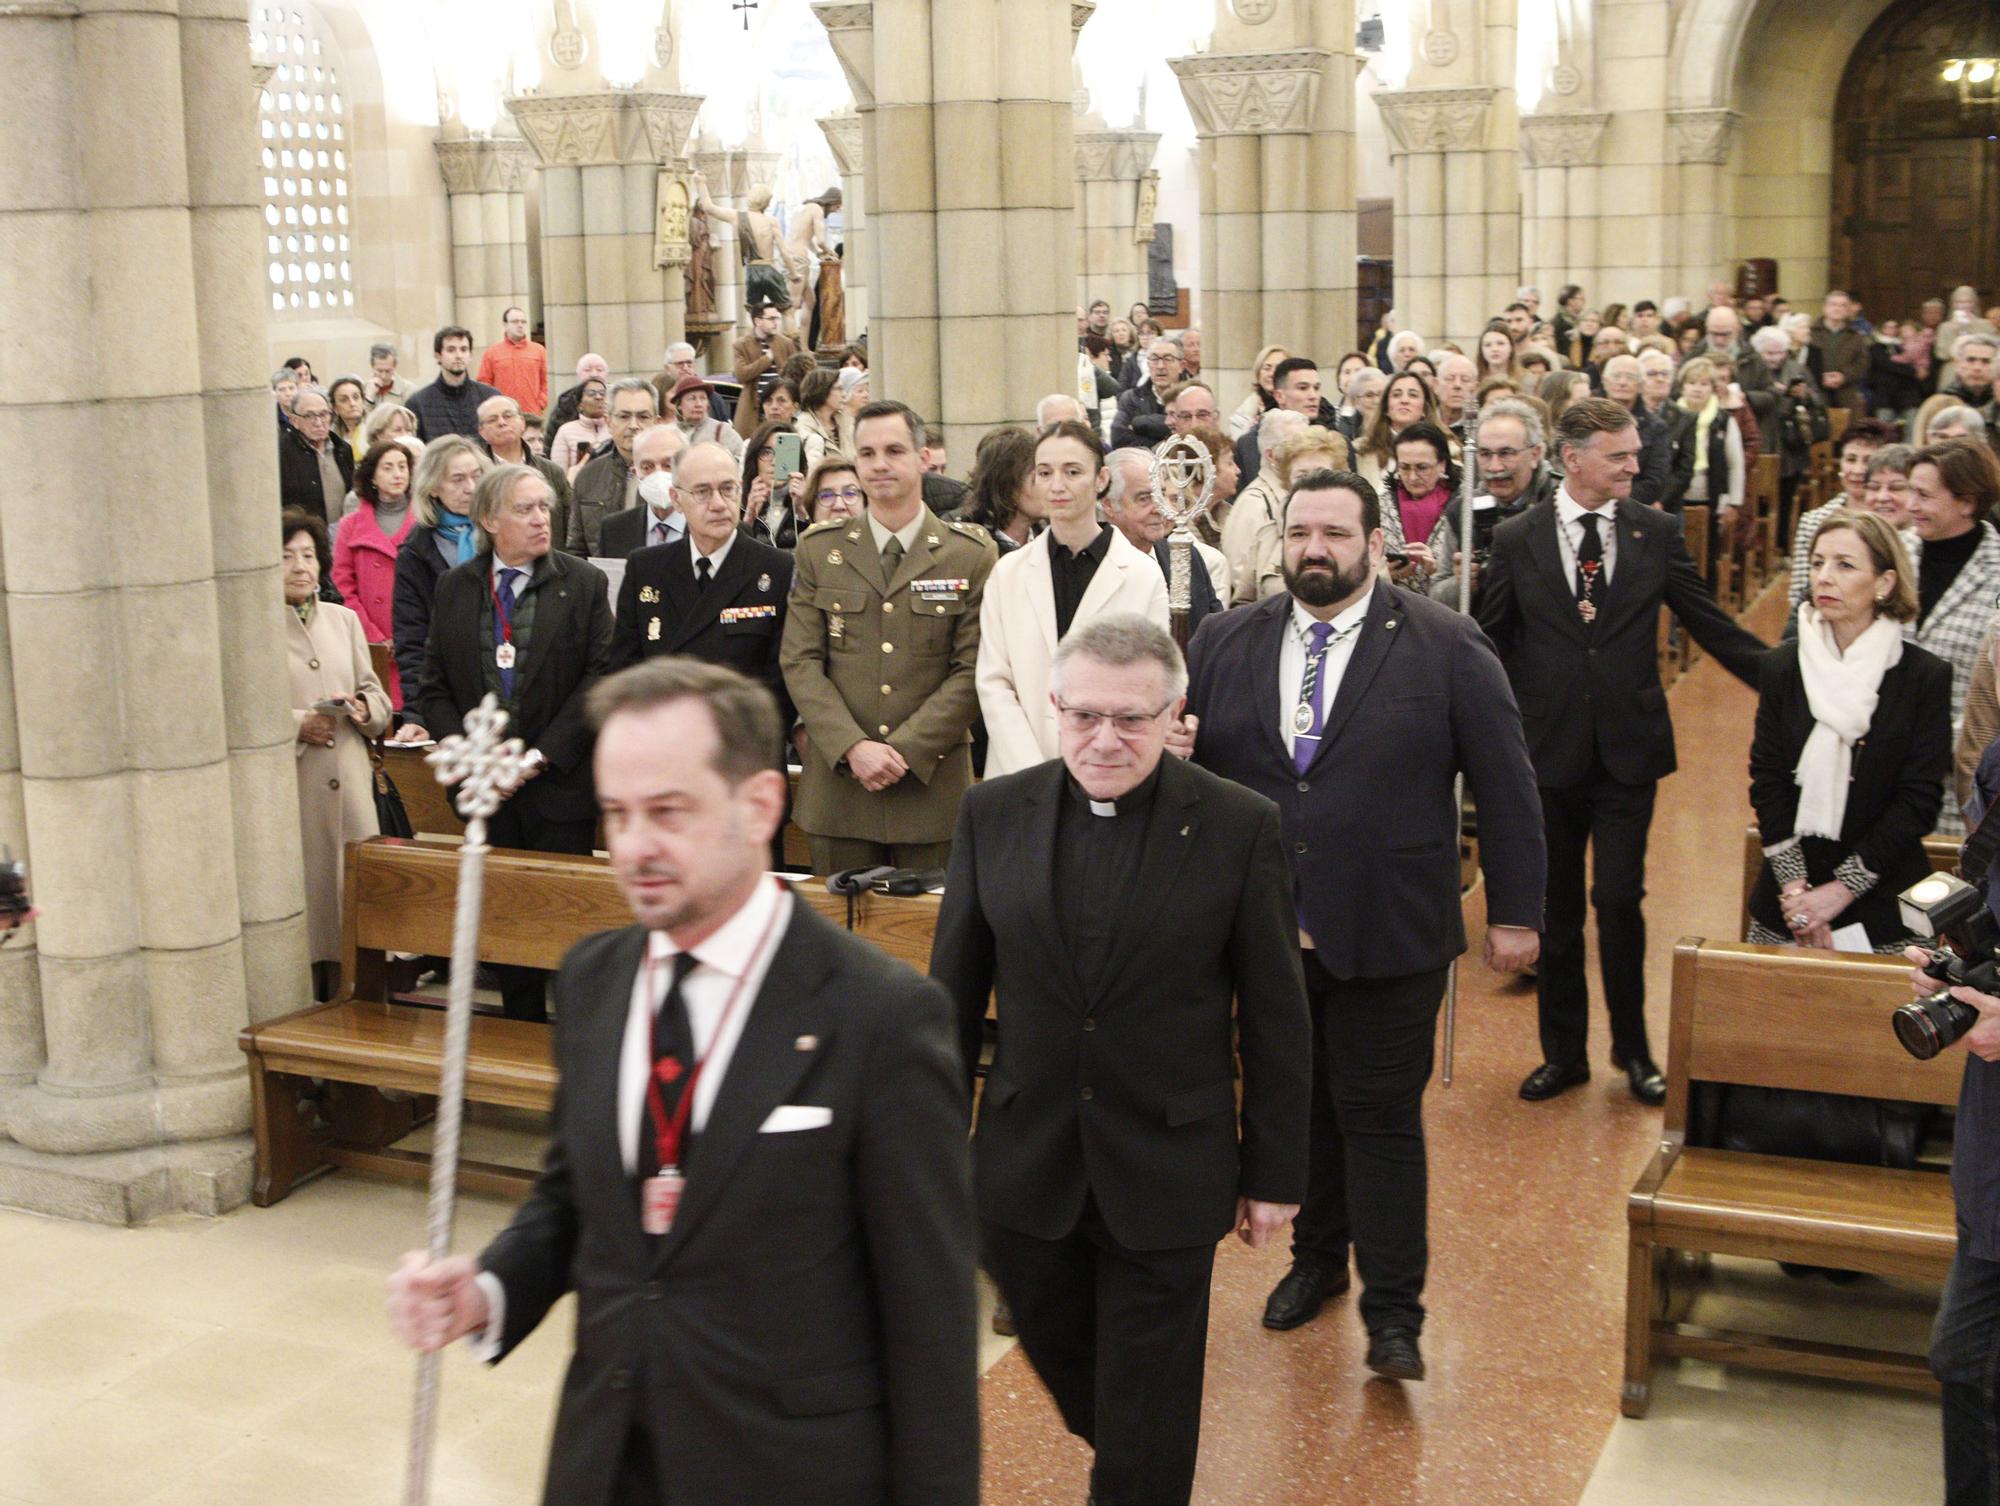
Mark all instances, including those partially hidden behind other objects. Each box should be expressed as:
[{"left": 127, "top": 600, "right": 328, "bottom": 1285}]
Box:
[
  {"left": 1385, "top": 619, "right": 1397, "bottom": 630},
  {"left": 1180, "top": 825, "right": 1190, "bottom": 837},
  {"left": 794, "top": 1034, "right": 819, "bottom": 1052},
  {"left": 1631, "top": 530, "right": 1642, "bottom": 541},
  {"left": 757, "top": 572, "right": 771, "bottom": 593}
]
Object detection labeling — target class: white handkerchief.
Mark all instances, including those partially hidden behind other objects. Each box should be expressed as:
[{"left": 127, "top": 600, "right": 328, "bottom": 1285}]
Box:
[{"left": 759, "top": 1104, "right": 833, "bottom": 1133}]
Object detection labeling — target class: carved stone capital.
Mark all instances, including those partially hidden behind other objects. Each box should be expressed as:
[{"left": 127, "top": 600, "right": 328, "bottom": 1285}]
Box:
[
  {"left": 506, "top": 90, "right": 704, "bottom": 168},
  {"left": 1169, "top": 49, "right": 1332, "bottom": 137},
  {"left": 1517, "top": 111, "right": 1610, "bottom": 169},
  {"left": 817, "top": 112, "right": 865, "bottom": 176},
  {"left": 812, "top": 1, "right": 875, "bottom": 109},
  {"left": 1374, "top": 85, "right": 1496, "bottom": 154},
  {"left": 1071, "top": 1, "right": 1096, "bottom": 37},
  {"left": 691, "top": 151, "right": 736, "bottom": 197},
  {"left": 435, "top": 137, "right": 536, "bottom": 195},
  {"left": 1668, "top": 107, "right": 1741, "bottom": 166},
  {"left": 251, "top": 60, "right": 277, "bottom": 95},
  {"left": 1074, "top": 129, "right": 1160, "bottom": 182}
]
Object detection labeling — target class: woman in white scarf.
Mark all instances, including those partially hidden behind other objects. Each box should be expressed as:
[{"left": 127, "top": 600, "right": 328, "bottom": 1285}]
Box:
[{"left": 1748, "top": 511, "right": 1951, "bottom": 951}]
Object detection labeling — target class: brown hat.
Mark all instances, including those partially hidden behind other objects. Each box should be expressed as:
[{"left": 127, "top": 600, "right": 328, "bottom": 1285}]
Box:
[
  {"left": 667, "top": 373, "right": 714, "bottom": 406},
  {"left": 813, "top": 186, "right": 843, "bottom": 210}
]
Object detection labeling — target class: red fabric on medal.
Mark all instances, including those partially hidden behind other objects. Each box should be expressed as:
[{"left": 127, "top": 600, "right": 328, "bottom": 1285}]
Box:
[{"left": 639, "top": 880, "right": 785, "bottom": 1236}]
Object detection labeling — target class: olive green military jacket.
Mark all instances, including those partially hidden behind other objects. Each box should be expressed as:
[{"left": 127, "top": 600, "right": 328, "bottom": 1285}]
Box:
[{"left": 780, "top": 507, "right": 997, "bottom": 844}]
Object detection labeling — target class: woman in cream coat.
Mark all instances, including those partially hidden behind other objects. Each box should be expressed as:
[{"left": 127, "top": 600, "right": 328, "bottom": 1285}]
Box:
[
  {"left": 284, "top": 509, "right": 392, "bottom": 997},
  {"left": 975, "top": 422, "right": 1170, "bottom": 777}
]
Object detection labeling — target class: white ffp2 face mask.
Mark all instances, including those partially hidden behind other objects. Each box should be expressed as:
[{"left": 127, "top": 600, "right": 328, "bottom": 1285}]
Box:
[{"left": 638, "top": 472, "right": 676, "bottom": 513}]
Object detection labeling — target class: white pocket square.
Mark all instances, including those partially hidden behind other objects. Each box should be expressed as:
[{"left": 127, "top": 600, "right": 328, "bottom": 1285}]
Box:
[{"left": 760, "top": 1104, "right": 833, "bottom": 1133}]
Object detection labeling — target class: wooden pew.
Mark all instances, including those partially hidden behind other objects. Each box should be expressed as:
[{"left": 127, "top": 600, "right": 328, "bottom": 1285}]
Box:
[
  {"left": 379, "top": 744, "right": 814, "bottom": 870},
  {"left": 1680, "top": 505, "right": 1710, "bottom": 670},
  {"left": 239, "top": 838, "right": 941, "bottom": 1205},
  {"left": 1747, "top": 453, "right": 1781, "bottom": 586},
  {"left": 1737, "top": 824, "right": 1959, "bottom": 942},
  {"left": 1623, "top": 939, "right": 1961, "bottom": 1416}
]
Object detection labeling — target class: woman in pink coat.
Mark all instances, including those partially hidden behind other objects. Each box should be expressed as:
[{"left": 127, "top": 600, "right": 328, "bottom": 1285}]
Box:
[{"left": 332, "top": 439, "right": 416, "bottom": 706}]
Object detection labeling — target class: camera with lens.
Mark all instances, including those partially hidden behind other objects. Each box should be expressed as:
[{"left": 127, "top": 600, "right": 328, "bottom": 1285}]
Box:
[
  {"left": 1468, "top": 495, "right": 1501, "bottom": 572},
  {"left": 1894, "top": 871, "right": 1997, "bottom": 1059}
]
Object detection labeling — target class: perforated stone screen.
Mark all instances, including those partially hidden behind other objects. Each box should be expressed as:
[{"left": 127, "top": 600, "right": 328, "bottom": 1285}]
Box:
[{"left": 251, "top": 4, "right": 354, "bottom": 316}]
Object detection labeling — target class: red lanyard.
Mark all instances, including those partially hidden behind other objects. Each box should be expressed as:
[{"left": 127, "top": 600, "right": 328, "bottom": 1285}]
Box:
[
  {"left": 642, "top": 882, "right": 784, "bottom": 1173},
  {"left": 490, "top": 570, "right": 517, "bottom": 646}
]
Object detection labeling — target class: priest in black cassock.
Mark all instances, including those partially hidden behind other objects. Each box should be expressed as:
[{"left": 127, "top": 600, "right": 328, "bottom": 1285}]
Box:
[{"left": 931, "top": 611, "right": 1311, "bottom": 1506}]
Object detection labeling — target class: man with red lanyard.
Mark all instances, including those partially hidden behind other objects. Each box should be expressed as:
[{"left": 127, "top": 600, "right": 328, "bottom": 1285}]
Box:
[{"left": 388, "top": 657, "right": 979, "bottom": 1506}]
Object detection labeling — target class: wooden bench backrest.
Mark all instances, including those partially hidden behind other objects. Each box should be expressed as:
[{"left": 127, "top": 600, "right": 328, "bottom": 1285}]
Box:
[
  {"left": 340, "top": 836, "right": 940, "bottom": 983},
  {"left": 1664, "top": 938, "right": 1965, "bottom": 1135},
  {"left": 1737, "top": 824, "right": 1958, "bottom": 941}
]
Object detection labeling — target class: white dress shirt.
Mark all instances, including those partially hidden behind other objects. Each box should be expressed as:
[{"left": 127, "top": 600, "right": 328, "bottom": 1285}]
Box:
[
  {"left": 691, "top": 528, "right": 737, "bottom": 583},
  {"left": 1553, "top": 486, "right": 1618, "bottom": 592},
  {"left": 867, "top": 509, "right": 925, "bottom": 558},
  {"left": 1277, "top": 591, "right": 1372, "bottom": 759},
  {"left": 471, "top": 878, "right": 794, "bottom": 1358},
  {"left": 645, "top": 505, "right": 684, "bottom": 549}
]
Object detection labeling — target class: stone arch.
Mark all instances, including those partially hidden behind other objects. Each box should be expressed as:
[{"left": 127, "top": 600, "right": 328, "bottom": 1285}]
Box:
[{"left": 1667, "top": 0, "right": 1899, "bottom": 300}]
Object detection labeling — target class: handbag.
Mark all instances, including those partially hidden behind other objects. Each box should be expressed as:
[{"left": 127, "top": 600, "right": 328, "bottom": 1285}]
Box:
[{"left": 371, "top": 745, "right": 414, "bottom": 840}]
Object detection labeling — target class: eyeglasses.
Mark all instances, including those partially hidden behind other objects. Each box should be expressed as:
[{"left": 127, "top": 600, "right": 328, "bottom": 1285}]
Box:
[
  {"left": 1475, "top": 447, "right": 1529, "bottom": 464},
  {"left": 1055, "top": 699, "right": 1171, "bottom": 738},
  {"left": 682, "top": 482, "right": 741, "bottom": 505},
  {"left": 817, "top": 484, "right": 864, "bottom": 503},
  {"left": 1399, "top": 461, "right": 1442, "bottom": 476}
]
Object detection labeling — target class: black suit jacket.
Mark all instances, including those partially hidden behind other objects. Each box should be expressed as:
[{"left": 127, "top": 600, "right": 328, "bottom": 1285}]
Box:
[
  {"left": 929, "top": 755, "right": 1311, "bottom": 1252},
  {"left": 415, "top": 549, "right": 613, "bottom": 824},
  {"left": 278, "top": 425, "right": 354, "bottom": 516},
  {"left": 1186, "top": 582, "right": 1547, "bottom": 979},
  {"left": 1747, "top": 640, "right": 1951, "bottom": 941},
  {"left": 480, "top": 902, "right": 979, "bottom": 1506},
  {"left": 609, "top": 537, "right": 795, "bottom": 729},
  {"left": 391, "top": 526, "right": 454, "bottom": 714},
  {"left": 1476, "top": 496, "right": 1767, "bottom": 788},
  {"left": 596, "top": 504, "right": 666, "bottom": 560}
]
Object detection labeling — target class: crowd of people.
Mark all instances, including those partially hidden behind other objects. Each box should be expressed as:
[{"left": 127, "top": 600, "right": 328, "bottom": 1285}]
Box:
[{"left": 276, "top": 277, "right": 2000, "bottom": 1506}]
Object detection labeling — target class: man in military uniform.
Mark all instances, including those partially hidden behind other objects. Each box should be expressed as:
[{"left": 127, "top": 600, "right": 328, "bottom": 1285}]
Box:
[{"left": 781, "top": 401, "right": 997, "bottom": 876}]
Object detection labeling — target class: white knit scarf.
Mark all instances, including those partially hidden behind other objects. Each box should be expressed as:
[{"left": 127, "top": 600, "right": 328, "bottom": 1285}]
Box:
[{"left": 1793, "top": 604, "right": 1903, "bottom": 840}]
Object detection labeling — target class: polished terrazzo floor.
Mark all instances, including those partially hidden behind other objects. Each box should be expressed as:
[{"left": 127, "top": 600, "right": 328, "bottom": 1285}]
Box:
[{"left": 0, "top": 586, "right": 1946, "bottom": 1504}]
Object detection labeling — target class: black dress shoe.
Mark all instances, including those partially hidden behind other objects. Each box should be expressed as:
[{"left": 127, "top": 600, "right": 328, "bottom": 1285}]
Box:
[
  {"left": 1620, "top": 1055, "right": 1667, "bottom": 1105},
  {"left": 1519, "top": 1060, "right": 1590, "bottom": 1100},
  {"left": 1261, "top": 1258, "right": 1352, "bottom": 1331},
  {"left": 1366, "top": 1326, "right": 1425, "bottom": 1381}
]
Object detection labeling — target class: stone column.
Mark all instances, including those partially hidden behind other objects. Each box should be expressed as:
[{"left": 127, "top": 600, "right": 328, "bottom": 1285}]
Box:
[
  {"left": 814, "top": 0, "right": 1084, "bottom": 463},
  {"left": 1518, "top": 111, "right": 1611, "bottom": 310},
  {"left": 1172, "top": 0, "right": 1357, "bottom": 413},
  {"left": 1667, "top": 108, "right": 1741, "bottom": 301},
  {"left": 1073, "top": 127, "right": 1161, "bottom": 317},
  {"left": 435, "top": 136, "right": 536, "bottom": 345},
  {"left": 508, "top": 91, "right": 703, "bottom": 379},
  {"left": 691, "top": 139, "right": 742, "bottom": 365},
  {"left": 1368, "top": 0, "right": 1520, "bottom": 350},
  {"left": 0, "top": 1, "right": 309, "bottom": 1219},
  {"left": 818, "top": 110, "right": 869, "bottom": 345}
]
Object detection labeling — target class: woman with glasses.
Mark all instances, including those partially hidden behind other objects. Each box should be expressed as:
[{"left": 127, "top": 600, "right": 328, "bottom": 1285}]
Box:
[
  {"left": 800, "top": 456, "right": 867, "bottom": 529},
  {"left": 1379, "top": 421, "right": 1459, "bottom": 592},
  {"left": 550, "top": 376, "right": 610, "bottom": 474}
]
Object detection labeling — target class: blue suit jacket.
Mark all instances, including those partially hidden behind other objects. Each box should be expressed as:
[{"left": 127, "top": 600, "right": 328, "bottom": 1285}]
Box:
[{"left": 1185, "top": 581, "right": 1547, "bottom": 980}]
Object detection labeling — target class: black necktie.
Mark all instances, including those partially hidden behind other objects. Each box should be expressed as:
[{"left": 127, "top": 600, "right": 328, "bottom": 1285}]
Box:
[
  {"left": 694, "top": 556, "right": 713, "bottom": 592},
  {"left": 637, "top": 952, "right": 698, "bottom": 1184},
  {"left": 1576, "top": 512, "right": 1604, "bottom": 620}
]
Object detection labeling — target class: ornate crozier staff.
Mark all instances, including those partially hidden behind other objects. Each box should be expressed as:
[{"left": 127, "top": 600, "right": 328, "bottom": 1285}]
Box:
[
  {"left": 1148, "top": 434, "right": 1217, "bottom": 651},
  {"left": 403, "top": 695, "right": 527, "bottom": 1506}
]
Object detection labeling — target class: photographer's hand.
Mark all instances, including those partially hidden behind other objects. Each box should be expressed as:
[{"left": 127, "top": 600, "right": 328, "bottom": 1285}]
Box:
[{"left": 1949, "top": 987, "right": 2000, "bottom": 1062}]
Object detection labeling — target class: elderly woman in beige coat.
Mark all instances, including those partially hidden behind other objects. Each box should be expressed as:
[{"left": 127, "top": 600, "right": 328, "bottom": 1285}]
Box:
[{"left": 283, "top": 509, "right": 391, "bottom": 998}]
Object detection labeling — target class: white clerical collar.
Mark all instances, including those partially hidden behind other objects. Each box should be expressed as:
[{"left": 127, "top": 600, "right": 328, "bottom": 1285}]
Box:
[
  {"left": 646, "top": 874, "right": 789, "bottom": 980},
  {"left": 868, "top": 509, "right": 925, "bottom": 555}
]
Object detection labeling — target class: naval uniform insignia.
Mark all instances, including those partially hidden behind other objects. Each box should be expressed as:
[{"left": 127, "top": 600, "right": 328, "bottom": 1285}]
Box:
[
  {"left": 647, "top": 616, "right": 661, "bottom": 641},
  {"left": 757, "top": 572, "right": 771, "bottom": 593},
  {"left": 639, "top": 585, "right": 660, "bottom": 604}
]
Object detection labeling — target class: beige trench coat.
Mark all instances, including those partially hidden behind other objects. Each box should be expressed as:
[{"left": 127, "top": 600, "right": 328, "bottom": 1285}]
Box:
[{"left": 288, "top": 601, "right": 391, "bottom": 962}]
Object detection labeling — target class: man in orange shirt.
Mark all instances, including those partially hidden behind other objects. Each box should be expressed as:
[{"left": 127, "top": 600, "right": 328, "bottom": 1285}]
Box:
[{"left": 477, "top": 307, "right": 549, "bottom": 419}]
